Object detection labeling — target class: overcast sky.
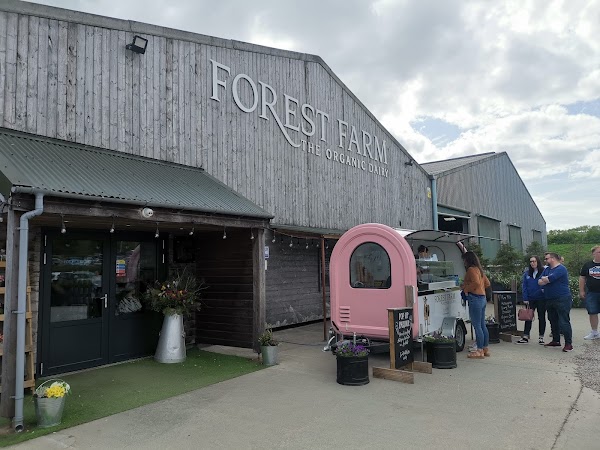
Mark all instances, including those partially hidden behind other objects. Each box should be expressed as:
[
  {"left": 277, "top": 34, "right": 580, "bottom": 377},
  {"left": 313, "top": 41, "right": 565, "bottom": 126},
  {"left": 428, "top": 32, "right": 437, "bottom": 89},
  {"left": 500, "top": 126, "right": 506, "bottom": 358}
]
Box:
[{"left": 27, "top": 0, "right": 600, "bottom": 231}]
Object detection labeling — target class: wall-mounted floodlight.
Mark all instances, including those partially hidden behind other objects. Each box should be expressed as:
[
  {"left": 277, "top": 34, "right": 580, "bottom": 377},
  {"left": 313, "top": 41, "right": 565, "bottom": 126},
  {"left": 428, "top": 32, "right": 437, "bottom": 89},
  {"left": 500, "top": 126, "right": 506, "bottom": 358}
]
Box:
[{"left": 126, "top": 35, "right": 148, "bottom": 54}]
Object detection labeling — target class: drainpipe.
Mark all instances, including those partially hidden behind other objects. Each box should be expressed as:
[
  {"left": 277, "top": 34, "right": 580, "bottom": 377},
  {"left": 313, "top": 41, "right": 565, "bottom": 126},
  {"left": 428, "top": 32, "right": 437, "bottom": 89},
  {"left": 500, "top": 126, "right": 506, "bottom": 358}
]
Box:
[
  {"left": 13, "top": 191, "right": 44, "bottom": 432},
  {"left": 431, "top": 176, "right": 438, "bottom": 230}
]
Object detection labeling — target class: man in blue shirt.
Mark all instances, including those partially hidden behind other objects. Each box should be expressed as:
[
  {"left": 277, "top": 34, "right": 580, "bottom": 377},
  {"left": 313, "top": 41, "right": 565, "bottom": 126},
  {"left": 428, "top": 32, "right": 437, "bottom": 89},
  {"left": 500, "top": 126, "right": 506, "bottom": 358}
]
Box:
[{"left": 539, "top": 252, "right": 573, "bottom": 352}]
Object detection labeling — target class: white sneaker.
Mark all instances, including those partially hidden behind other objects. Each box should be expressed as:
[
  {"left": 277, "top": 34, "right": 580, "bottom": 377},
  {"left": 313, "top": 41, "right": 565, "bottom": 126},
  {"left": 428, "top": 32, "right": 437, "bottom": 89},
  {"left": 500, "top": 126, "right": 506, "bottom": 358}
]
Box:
[{"left": 583, "top": 331, "right": 600, "bottom": 340}]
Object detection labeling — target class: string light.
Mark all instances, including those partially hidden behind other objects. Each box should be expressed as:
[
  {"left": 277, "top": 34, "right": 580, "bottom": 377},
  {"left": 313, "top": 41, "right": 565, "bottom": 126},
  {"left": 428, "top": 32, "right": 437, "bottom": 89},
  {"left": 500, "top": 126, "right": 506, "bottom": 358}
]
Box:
[
  {"left": 268, "top": 229, "right": 333, "bottom": 250},
  {"left": 109, "top": 215, "right": 115, "bottom": 234},
  {"left": 60, "top": 214, "right": 67, "bottom": 234},
  {"left": 250, "top": 228, "right": 254, "bottom": 240},
  {"left": 189, "top": 223, "right": 195, "bottom": 236},
  {"left": 155, "top": 222, "right": 160, "bottom": 239},
  {"left": 223, "top": 227, "right": 227, "bottom": 240}
]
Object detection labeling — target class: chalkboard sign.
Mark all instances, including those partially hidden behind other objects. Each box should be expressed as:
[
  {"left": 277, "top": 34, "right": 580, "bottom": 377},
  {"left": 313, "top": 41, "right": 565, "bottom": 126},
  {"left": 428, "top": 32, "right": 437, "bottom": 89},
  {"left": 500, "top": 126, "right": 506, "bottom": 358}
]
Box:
[
  {"left": 389, "top": 307, "right": 414, "bottom": 369},
  {"left": 494, "top": 291, "right": 517, "bottom": 332}
]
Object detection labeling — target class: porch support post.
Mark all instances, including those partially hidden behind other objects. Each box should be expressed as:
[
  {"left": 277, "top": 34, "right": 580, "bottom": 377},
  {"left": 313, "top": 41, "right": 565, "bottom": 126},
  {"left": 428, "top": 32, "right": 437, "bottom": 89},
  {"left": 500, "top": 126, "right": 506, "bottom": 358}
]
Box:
[
  {"left": 252, "top": 228, "right": 266, "bottom": 352},
  {"left": 321, "top": 236, "right": 327, "bottom": 341},
  {"left": 0, "top": 207, "right": 21, "bottom": 417}
]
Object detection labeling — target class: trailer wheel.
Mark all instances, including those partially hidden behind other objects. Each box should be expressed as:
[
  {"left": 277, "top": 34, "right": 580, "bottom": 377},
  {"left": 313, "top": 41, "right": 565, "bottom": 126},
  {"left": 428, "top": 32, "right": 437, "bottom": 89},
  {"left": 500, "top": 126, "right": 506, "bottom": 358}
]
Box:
[{"left": 455, "top": 322, "right": 466, "bottom": 352}]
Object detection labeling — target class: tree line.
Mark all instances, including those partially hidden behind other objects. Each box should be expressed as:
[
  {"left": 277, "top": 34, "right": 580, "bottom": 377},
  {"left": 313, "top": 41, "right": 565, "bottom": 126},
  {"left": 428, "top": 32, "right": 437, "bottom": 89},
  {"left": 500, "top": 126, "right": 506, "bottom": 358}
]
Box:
[
  {"left": 548, "top": 226, "right": 600, "bottom": 244},
  {"left": 465, "top": 226, "right": 599, "bottom": 306}
]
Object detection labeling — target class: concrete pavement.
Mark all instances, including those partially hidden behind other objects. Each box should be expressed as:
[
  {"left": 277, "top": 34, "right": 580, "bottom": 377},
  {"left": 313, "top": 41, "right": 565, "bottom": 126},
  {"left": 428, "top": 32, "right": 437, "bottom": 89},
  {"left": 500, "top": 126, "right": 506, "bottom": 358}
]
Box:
[{"left": 10, "top": 307, "right": 600, "bottom": 449}]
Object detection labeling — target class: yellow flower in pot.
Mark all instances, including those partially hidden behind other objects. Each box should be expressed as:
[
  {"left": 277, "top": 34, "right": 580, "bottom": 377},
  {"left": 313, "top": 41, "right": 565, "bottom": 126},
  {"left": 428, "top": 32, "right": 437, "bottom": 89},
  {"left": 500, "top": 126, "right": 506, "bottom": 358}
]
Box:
[{"left": 34, "top": 379, "right": 71, "bottom": 428}]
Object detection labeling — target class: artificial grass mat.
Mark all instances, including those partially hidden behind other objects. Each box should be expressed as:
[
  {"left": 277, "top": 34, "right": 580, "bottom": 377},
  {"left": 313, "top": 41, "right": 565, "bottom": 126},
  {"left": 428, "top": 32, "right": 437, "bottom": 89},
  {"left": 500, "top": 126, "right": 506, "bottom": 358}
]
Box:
[{"left": 0, "top": 348, "right": 263, "bottom": 447}]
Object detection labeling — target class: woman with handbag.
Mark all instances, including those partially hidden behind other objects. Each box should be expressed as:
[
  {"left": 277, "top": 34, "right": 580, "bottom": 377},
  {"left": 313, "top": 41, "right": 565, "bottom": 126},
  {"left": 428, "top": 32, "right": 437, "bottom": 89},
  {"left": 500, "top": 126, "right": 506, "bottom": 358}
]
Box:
[
  {"left": 516, "top": 255, "right": 546, "bottom": 344},
  {"left": 461, "top": 251, "right": 491, "bottom": 359}
]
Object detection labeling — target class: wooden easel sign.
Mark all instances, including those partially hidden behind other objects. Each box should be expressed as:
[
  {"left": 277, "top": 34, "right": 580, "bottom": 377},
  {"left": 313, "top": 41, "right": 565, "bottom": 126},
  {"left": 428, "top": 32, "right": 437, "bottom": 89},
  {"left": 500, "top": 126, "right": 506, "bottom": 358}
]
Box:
[{"left": 373, "top": 307, "right": 432, "bottom": 384}]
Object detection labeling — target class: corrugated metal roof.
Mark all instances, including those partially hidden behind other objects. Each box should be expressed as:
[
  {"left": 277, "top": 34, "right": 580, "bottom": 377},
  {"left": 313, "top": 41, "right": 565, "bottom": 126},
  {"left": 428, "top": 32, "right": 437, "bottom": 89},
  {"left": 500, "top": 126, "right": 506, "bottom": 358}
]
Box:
[
  {"left": 421, "top": 153, "right": 497, "bottom": 175},
  {"left": 0, "top": 130, "right": 273, "bottom": 219}
]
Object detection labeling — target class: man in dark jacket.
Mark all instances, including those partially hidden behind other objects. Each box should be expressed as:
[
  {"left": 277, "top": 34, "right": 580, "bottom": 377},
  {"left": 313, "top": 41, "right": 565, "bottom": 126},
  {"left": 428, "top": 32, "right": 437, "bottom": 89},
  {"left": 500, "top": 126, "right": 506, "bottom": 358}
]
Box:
[{"left": 539, "top": 252, "right": 573, "bottom": 352}]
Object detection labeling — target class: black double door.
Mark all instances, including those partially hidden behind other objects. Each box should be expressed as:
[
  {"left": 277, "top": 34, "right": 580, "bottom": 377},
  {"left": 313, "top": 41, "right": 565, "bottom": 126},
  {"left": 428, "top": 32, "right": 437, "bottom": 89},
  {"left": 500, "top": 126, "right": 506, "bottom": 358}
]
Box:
[{"left": 40, "top": 231, "right": 165, "bottom": 376}]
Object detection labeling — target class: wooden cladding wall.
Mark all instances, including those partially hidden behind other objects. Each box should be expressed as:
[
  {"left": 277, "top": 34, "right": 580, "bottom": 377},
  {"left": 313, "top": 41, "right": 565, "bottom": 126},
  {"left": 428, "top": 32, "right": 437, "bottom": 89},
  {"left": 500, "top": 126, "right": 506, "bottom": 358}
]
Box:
[
  {"left": 435, "top": 154, "right": 547, "bottom": 249},
  {"left": 265, "top": 237, "right": 333, "bottom": 327},
  {"left": 0, "top": 9, "right": 432, "bottom": 231},
  {"left": 194, "top": 230, "right": 254, "bottom": 348}
]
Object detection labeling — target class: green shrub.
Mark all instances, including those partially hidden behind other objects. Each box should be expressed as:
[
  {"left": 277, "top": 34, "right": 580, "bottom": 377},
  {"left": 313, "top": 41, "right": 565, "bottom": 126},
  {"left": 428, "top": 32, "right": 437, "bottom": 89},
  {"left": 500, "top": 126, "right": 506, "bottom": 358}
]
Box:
[
  {"left": 523, "top": 241, "right": 546, "bottom": 263},
  {"left": 569, "top": 276, "right": 583, "bottom": 308},
  {"left": 493, "top": 243, "right": 524, "bottom": 278}
]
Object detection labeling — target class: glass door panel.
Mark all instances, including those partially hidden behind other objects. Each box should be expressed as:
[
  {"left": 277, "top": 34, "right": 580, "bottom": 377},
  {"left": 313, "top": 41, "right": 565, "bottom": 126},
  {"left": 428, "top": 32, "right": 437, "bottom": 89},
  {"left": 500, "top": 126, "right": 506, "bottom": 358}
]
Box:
[
  {"left": 50, "top": 238, "right": 104, "bottom": 322},
  {"left": 110, "top": 239, "right": 161, "bottom": 362},
  {"left": 115, "top": 241, "right": 156, "bottom": 316},
  {"left": 45, "top": 235, "right": 108, "bottom": 375}
]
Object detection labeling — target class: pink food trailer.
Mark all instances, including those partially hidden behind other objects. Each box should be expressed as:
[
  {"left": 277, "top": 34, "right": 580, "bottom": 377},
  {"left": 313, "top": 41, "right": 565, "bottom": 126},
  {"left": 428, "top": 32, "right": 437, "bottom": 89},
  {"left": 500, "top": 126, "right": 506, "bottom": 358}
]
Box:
[{"left": 326, "top": 223, "right": 476, "bottom": 353}]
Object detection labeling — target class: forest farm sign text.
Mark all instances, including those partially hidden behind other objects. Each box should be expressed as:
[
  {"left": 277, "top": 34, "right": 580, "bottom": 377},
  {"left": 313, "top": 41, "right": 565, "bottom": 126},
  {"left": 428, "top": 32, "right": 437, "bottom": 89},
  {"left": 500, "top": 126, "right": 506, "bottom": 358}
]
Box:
[{"left": 210, "top": 60, "right": 389, "bottom": 178}]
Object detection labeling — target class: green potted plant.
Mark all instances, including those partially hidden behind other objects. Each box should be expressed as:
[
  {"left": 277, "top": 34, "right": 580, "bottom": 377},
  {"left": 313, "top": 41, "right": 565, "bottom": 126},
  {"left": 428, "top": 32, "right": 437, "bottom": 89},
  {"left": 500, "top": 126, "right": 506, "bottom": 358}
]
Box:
[
  {"left": 486, "top": 315, "right": 500, "bottom": 344},
  {"left": 424, "top": 332, "right": 457, "bottom": 369},
  {"left": 258, "top": 326, "right": 279, "bottom": 366},
  {"left": 143, "top": 268, "right": 204, "bottom": 364},
  {"left": 33, "top": 379, "right": 71, "bottom": 428},
  {"left": 335, "top": 341, "right": 370, "bottom": 385}
]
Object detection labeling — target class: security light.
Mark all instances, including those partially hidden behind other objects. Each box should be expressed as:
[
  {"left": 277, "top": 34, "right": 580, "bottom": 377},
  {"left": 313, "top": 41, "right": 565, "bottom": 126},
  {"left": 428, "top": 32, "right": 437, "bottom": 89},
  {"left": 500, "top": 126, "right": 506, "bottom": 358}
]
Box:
[{"left": 126, "top": 35, "right": 148, "bottom": 54}]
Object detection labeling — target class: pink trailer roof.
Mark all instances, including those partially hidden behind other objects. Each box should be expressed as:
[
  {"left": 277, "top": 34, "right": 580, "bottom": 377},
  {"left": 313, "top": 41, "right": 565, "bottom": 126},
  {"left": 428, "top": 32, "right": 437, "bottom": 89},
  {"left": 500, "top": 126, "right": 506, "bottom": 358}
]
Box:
[{"left": 329, "top": 223, "right": 418, "bottom": 340}]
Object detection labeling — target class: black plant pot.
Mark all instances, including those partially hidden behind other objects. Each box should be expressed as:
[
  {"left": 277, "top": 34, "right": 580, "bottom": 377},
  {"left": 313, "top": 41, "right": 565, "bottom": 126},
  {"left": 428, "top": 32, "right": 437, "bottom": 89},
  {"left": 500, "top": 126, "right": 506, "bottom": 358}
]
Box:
[
  {"left": 486, "top": 323, "right": 500, "bottom": 344},
  {"left": 426, "top": 341, "right": 457, "bottom": 369},
  {"left": 336, "top": 355, "right": 369, "bottom": 386}
]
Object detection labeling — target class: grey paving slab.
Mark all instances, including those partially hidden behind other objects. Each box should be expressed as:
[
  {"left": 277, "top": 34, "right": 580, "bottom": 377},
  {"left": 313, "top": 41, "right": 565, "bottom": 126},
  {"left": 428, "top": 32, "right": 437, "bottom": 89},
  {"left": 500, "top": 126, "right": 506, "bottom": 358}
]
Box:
[{"left": 10, "top": 308, "right": 600, "bottom": 450}]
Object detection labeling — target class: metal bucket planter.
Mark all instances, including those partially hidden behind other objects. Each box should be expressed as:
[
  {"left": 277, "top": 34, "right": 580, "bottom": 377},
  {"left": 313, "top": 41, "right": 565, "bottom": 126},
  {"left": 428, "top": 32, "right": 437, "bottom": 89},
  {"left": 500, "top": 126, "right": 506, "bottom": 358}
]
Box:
[
  {"left": 486, "top": 323, "right": 500, "bottom": 344},
  {"left": 155, "top": 313, "right": 186, "bottom": 363},
  {"left": 260, "top": 345, "right": 279, "bottom": 366},
  {"left": 34, "top": 396, "right": 66, "bottom": 428},
  {"left": 426, "top": 341, "right": 457, "bottom": 369},
  {"left": 336, "top": 355, "right": 370, "bottom": 385}
]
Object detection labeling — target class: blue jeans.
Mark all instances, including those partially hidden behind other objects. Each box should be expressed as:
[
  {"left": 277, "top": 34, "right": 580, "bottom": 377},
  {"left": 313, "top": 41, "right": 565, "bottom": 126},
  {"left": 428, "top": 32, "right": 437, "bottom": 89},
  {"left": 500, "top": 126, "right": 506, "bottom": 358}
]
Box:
[
  {"left": 468, "top": 294, "right": 489, "bottom": 349},
  {"left": 523, "top": 299, "right": 547, "bottom": 337},
  {"left": 546, "top": 296, "right": 572, "bottom": 345}
]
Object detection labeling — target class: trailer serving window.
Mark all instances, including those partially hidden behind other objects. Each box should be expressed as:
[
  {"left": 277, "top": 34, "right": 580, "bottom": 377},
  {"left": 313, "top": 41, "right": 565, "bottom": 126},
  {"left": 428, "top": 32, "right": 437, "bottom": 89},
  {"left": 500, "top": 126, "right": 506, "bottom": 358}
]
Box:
[{"left": 349, "top": 242, "right": 391, "bottom": 289}]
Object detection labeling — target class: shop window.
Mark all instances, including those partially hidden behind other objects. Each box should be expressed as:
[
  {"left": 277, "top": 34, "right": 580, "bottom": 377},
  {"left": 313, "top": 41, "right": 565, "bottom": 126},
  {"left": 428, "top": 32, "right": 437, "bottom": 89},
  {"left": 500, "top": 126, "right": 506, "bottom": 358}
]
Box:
[
  {"left": 508, "top": 225, "right": 522, "bottom": 252},
  {"left": 349, "top": 242, "right": 391, "bottom": 289},
  {"left": 478, "top": 216, "right": 501, "bottom": 260}
]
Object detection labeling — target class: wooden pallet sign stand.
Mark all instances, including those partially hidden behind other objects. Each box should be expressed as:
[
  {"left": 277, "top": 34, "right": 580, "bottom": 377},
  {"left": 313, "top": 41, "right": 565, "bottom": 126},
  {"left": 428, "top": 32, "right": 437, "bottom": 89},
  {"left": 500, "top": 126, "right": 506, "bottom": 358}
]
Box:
[{"left": 373, "top": 306, "right": 432, "bottom": 384}]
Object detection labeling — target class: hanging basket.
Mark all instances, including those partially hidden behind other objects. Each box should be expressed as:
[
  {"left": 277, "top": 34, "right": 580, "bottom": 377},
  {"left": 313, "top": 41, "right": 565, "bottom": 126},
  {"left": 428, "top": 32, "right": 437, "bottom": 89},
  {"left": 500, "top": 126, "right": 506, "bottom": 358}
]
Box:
[{"left": 34, "top": 379, "right": 69, "bottom": 428}]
